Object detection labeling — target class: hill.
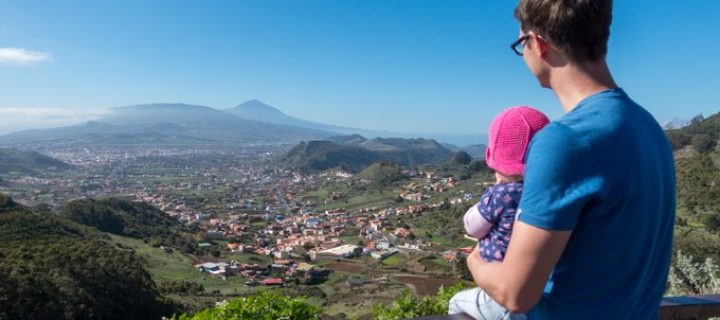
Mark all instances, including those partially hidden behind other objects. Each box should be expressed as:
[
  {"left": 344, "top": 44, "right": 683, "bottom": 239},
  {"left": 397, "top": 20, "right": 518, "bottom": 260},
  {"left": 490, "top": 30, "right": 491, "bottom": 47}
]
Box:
[
  {"left": 280, "top": 135, "right": 454, "bottom": 173},
  {"left": 356, "top": 137, "right": 454, "bottom": 166},
  {"left": 0, "top": 195, "right": 174, "bottom": 320},
  {"left": 459, "top": 144, "right": 487, "bottom": 159},
  {"left": 359, "top": 161, "right": 405, "bottom": 186},
  {"left": 0, "top": 148, "right": 69, "bottom": 175},
  {"left": 280, "top": 140, "right": 378, "bottom": 173},
  {"left": 0, "top": 193, "right": 24, "bottom": 214},
  {"left": 666, "top": 113, "right": 720, "bottom": 215},
  {"left": 1, "top": 103, "right": 333, "bottom": 147},
  {"left": 59, "top": 198, "right": 198, "bottom": 252}
]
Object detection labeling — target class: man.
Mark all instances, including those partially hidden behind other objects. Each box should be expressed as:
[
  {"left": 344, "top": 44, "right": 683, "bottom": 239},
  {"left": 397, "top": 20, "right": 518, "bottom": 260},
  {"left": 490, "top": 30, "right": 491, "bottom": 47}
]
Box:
[{"left": 452, "top": 0, "right": 676, "bottom": 319}]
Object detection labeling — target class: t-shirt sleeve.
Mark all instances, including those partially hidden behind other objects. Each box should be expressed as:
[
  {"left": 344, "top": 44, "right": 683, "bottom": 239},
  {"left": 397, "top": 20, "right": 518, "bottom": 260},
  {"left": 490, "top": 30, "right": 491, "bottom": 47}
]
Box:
[
  {"left": 464, "top": 200, "right": 493, "bottom": 239},
  {"left": 478, "top": 191, "right": 500, "bottom": 223},
  {"left": 518, "top": 124, "right": 606, "bottom": 231}
]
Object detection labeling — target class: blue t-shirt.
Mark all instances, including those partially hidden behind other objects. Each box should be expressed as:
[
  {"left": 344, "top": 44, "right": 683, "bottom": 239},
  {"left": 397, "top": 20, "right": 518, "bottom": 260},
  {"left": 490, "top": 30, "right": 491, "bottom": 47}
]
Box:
[{"left": 517, "top": 88, "right": 675, "bottom": 319}]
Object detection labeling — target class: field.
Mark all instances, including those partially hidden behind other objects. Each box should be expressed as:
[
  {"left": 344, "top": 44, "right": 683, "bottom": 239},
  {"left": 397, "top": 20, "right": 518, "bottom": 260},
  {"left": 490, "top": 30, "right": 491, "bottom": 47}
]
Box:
[
  {"left": 381, "top": 253, "right": 405, "bottom": 266},
  {"left": 110, "top": 234, "right": 254, "bottom": 296},
  {"left": 394, "top": 275, "right": 459, "bottom": 296}
]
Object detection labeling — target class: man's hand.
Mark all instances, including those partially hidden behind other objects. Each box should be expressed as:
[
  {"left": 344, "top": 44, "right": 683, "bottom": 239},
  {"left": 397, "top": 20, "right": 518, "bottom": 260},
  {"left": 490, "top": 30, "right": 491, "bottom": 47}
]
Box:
[
  {"left": 466, "top": 246, "right": 488, "bottom": 273},
  {"left": 469, "top": 221, "right": 572, "bottom": 313}
]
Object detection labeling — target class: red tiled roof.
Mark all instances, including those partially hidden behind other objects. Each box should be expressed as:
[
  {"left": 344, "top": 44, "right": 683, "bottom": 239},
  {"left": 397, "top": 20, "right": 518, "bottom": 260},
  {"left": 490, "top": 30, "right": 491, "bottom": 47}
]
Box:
[{"left": 262, "top": 278, "right": 284, "bottom": 285}]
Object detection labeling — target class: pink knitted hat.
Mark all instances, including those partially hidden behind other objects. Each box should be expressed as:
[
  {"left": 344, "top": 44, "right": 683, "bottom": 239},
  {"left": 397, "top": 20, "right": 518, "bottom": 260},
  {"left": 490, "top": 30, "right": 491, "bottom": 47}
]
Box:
[{"left": 485, "top": 106, "right": 550, "bottom": 176}]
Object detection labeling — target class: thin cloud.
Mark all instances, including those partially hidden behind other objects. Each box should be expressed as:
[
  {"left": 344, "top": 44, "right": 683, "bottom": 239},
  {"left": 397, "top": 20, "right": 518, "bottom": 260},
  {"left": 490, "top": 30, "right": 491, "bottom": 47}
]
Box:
[
  {"left": 0, "top": 107, "right": 110, "bottom": 134},
  {"left": 0, "top": 47, "right": 52, "bottom": 66}
]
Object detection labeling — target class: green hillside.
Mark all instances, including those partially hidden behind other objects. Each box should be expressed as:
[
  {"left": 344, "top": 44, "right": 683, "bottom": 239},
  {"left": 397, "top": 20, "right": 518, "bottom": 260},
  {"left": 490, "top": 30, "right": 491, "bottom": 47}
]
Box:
[
  {"left": 0, "top": 148, "right": 69, "bottom": 175},
  {"left": 280, "top": 136, "right": 454, "bottom": 173},
  {"left": 0, "top": 193, "right": 24, "bottom": 214},
  {"left": 667, "top": 113, "right": 720, "bottom": 215},
  {"left": 59, "top": 198, "right": 198, "bottom": 253},
  {"left": 665, "top": 112, "right": 720, "bottom": 263},
  {"left": 0, "top": 195, "right": 175, "bottom": 320}
]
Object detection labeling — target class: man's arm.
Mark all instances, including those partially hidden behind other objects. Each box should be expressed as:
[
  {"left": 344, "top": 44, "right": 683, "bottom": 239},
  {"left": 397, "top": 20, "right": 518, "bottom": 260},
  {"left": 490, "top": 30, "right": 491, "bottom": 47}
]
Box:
[{"left": 467, "top": 221, "right": 572, "bottom": 313}]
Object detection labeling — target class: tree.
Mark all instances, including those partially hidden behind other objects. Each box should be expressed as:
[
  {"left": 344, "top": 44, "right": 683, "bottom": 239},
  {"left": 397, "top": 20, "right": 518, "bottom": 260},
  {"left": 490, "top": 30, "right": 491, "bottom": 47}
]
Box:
[
  {"left": 353, "top": 246, "right": 364, "bottom": 258},
  {"left": 690, "top": 114, "right": 705, "bottom": 125},
  {"left": 704, "top": 214, "right": 720, "bottom": 233},
  {"left": 451, "top": 151, "right": 472, "bottom": 165},
  {"left": 468, "top": 160, "right": 486, "bottom": 172},
  {"left": 0, "top": 210, "right": 176, "bottom": 320},
  {"left": 691, "top": 134, "right": 715, "bottom": 153}
]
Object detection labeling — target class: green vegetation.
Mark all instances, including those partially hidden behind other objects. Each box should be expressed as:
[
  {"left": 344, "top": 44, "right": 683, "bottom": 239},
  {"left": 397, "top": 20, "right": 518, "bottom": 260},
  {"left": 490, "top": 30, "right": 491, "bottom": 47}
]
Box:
[
  {"left": 667, "top": 112, "right": 720, "bottom": 264},
  {"left": 414, "top": 203, "right": 476, "bottom": 249},
  {"left": 667, "top": 250, "right": 720, "bottom": 296},
  {"left": 0, "top": 196, "right": 175, "bottom": 320},
  {"left": 0, "top": 193, "right": 24, "bottom": 213},
  {"left": 171, "top": 290, "right": 323, "bottom": 320},
  {"left": 60, "top": 198, "right": 198, "bottom": 253},
  {"left": 281, "top": 140, "right": 380, "bottom": 172},
  {"left": 666, "top": 113, "right": 719, "bottom": 152},
  {"left": 360, "top": 161, "right": 406, "bottom": 186},
  {"left": 280, "top": 136, "right": 453, "bottom": 173},
  {"left": 372, "top": 282, "right": 469, "bottom": 319},
  {"left": 450, "top": 151, "right": 472, "bottom": 165},
  {"left": 381, "top": 253, "right": 405, "bottom": 266}
]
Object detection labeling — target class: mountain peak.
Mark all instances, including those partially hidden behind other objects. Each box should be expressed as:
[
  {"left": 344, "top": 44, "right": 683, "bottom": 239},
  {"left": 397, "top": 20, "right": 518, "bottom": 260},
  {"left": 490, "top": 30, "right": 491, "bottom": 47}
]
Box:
[{"left": 234, "top": 99, "right": 286, "bottom": 116}]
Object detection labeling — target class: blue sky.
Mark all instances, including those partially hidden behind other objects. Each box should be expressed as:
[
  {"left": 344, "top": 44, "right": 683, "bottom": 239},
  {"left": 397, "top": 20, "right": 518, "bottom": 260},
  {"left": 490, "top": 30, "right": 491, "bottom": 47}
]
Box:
[{"left": 0, "top": 0, "right": 718, "bottom": 136}]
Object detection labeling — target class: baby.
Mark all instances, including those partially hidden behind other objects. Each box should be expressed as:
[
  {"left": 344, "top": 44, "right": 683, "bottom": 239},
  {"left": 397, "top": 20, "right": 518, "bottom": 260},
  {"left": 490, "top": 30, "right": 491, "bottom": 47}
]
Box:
[{"left": 450, "top": 106, "right": 549, "bottom": 319}]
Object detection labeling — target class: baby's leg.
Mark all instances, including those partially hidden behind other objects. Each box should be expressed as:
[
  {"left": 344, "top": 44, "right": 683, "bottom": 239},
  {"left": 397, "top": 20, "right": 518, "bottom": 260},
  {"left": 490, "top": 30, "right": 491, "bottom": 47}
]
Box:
[{"left": 448, "top": 287, "right": 526, "bottom": 320}]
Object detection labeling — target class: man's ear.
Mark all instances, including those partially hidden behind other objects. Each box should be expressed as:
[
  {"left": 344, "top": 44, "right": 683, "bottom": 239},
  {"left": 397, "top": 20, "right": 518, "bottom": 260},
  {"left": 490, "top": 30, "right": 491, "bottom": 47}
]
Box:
[{"left": 533, "top": 35, "right": 550, "bottom": 58}]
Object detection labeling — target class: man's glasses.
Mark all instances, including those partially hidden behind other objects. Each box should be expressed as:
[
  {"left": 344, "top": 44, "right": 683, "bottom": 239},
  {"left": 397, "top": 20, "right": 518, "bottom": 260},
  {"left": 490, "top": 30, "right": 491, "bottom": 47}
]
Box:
[{"left": 511, "top": 35, "right": 531, "bottom": 56}]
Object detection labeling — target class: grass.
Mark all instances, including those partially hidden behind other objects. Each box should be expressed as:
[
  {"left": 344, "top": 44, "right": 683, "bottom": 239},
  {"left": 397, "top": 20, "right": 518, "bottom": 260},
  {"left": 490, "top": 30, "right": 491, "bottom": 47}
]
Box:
[
  {"left": 251, "top": 221, "right": 268, "bottom": 228},
  {"left": 418, "top": 256, "right": 453, "bottom": 273},
  {"left": 688, "top": 221, "right": 706, "bottom": 228},
  {"left": 110, "top": 234, "right": 252, "bottom": 295},
  {"left": 315, "top": 271, "right": 349, "bottom": 297},
  {"left": 341, "top": 234, "right": 361, "bottom": 245},
  {"left": 381, "top": 253, "right": 405, "bottom": 266},
  {"left": 111, "top": 234, "right": 197, "bottom": 282},
  {"left": 224, "top": 253, "right": 272, "bottom": 264}
]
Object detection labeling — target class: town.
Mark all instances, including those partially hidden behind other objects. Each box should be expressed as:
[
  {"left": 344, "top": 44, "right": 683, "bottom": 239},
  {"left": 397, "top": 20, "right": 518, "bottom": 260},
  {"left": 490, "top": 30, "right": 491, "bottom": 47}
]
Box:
[{"left": 0, "top": 144, "right": 493, "bottom": 317}]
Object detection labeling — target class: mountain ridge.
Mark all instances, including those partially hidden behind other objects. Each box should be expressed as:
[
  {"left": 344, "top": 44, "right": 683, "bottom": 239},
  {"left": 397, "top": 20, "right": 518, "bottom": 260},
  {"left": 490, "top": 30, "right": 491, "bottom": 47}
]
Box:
[
  {"left": 0, "top": 100, "right": 488, "bottom": 147},
  {"left": 280, "top": 135, "right": 454, "bottom": 173}
]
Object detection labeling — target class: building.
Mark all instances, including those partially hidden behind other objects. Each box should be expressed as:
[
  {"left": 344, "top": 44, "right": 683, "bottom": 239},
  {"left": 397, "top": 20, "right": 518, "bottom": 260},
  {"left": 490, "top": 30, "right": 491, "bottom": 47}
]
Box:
[
  {"left": 317, "top": 244, "right": 360, "bottom": 259},
  {"left": 262, "top": 278, "right": 285, "bottom": 286}
]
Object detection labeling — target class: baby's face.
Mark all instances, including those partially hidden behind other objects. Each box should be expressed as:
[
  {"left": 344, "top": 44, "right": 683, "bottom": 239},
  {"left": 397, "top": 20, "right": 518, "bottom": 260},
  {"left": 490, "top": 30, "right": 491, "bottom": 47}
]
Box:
[{"left": 495, "top": 172, "right": 523, "bottom": 183}]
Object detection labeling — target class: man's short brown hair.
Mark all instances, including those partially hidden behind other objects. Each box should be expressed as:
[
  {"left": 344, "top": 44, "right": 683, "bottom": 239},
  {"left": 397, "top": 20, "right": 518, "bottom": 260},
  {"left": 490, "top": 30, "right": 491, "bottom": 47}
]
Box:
[{"left": 514, "top": 0, "right": 613, "bottom": 62}]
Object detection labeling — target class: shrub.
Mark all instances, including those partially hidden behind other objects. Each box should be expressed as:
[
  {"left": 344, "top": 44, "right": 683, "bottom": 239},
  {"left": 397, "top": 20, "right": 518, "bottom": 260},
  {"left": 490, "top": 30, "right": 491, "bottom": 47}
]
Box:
[
  {"left": 171, "top": 290, "right": 322, "bottom": 320},
  {"left": 372, "top": 282, "right": 469, "bottom": 319},
  {"left": 666, "top": 250, "right": 720, "bottom": 296}
]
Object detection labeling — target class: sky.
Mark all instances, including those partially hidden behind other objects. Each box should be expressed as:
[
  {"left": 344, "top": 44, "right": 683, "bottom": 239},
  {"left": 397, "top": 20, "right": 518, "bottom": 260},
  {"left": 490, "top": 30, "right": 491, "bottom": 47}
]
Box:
[{"left": 0, "top": 0, "right": 719, "bottom": 136}]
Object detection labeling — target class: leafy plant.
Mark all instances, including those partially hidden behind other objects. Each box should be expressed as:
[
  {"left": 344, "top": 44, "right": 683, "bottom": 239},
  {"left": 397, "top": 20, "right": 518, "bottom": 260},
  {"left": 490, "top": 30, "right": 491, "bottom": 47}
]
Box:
[
  {"left": 666, "top": 250, "right": 720, "bottom": 296},
  {"left": 372, "top": 282, "right": 469, "bottom": 319},
  {"left": 171, "top": 290, "right": 322, "bottom": 320}
]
